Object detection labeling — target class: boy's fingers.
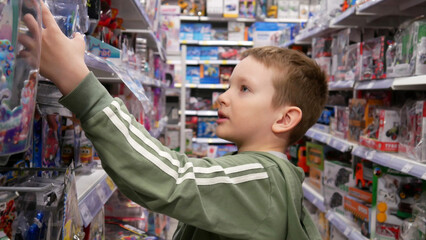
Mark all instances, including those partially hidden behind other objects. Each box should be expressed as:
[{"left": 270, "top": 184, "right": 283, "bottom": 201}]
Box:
[
  {"left": 40, "top": 1, "right": 58, "bottom": 29},
  {"left": 22, "top": 14, "right": 40, "bottom": 39}
]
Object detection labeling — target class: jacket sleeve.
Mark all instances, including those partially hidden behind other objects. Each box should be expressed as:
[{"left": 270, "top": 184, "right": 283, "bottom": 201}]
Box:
[{"left": 60, "top": 72, "right": 273, "bottom": 238}]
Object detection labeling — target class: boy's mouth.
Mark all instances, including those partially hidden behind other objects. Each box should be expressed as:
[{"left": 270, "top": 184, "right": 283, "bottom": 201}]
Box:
[{"left": 217, "top": 111, "right": 229, "bottom": 123}]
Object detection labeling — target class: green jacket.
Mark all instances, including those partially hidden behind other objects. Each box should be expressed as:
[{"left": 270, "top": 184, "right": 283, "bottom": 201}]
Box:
[{"left": 60, "top": 72, "right": 321, "bottom": 240}]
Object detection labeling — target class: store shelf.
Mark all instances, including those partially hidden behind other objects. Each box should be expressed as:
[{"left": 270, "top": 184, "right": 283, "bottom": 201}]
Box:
[
  {"left": 76, "top": 167, "right": 116, "bottom": 227},
  {"left": 392, "top": 75, "right": 426, "bottom": 90},
  {"left": 295, "top": 25, "right": 340, "bottom": 43},
  {"left": 355, "top": 79, "right": 394, "bottom": 90},
  {"left": 328, "top": 80, "right": 355, "bottom": 91},
  {"left": 180, "top": 110, "right": 218, "bottom": 116},
  {"left": 180, "top": 40, "right": 254, "bottom": 46},
  {"left": 352, "top": 145, "right": 426, "bottom": 180},
  {"left": 168, "top": 59, "right": 240, "bottom": 65},
  {"left": 326, "top": 212, "right": 369, "bottom": 240},
  {"left": 112, "top": 0, "right": 152, "bottom": 30},
  {"left": 305, "top": 127, "right": 355, "bottom": 152},
  {"left": 180, "top": 15, "right": 256, "bottom": 22},
  {"left": 263, "top": 18, "right": 307, "bottom": 23},
  {"left": 357, "top": 0, "right": 426, "bottom": 18},
  {"left": 174, "top": 83, "right": 229, "bottom": 89},
  {"left": 330, "top": 7, "right": 363, "bottom": 27},
  {"left": 302, "top": 183, "right": 326, "bottom": 212},
  {"left": 193, "top": 137, "right": 231, "bottom": 144},
  {"left": 122, "top": 29, "right": 166, "bottom": 61}
]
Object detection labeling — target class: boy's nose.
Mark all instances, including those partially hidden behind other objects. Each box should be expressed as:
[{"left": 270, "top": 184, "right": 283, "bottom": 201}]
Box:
[{"left": 218, "top": 91, "right": 229, "bottom": 106}]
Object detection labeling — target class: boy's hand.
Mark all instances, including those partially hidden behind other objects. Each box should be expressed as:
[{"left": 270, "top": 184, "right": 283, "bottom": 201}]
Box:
[{"left": 39, "top": 0, "right": 89, "bottom": 96}]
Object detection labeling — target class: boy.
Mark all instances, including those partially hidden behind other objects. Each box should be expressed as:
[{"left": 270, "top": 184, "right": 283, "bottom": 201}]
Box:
[{"left": 39, "top": 2, "right": 327, "bottom": 239}]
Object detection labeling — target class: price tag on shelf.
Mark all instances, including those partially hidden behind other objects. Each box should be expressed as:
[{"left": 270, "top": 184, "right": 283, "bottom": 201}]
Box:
[
  {"left": 222, "top": 60, "right": 228, "bottom": 64},
  {"left": 343, "top": 227, "right": 351, "bottom": 236},
  {"left": 204, "top": 60, "right": 210, "bottom": 64},
  {"left": 106, "top": 176, "right": 115, "bottom": 191},
  {"left": 401, "top": 164, "right": 413, "bottom": 174},
  {"left": 79, "top": 202, "right": 92, "bottom": 225},
  {"left": 181, "top": 40, "right": 187, "bottom": 44}
]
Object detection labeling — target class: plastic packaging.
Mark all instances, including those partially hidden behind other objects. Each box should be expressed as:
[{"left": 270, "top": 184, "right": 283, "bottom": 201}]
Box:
[{"left": 0, "top": 0, "right": 42, "bottom": 165}]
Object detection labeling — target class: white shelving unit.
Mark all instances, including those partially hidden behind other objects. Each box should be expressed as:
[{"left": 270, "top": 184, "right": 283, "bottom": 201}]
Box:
[
  {"left": 193, "top": 138, "right": 231, "bottom": 144},
  {"left": 302, "top": 183, "right": 368, "bottom": 240},
  {"left": 174, "top": 83, "right": 229, "bottom": 89},
  {"left": 180, "top": 40, "right": 254, "bottom": 46},
  {"left": 305, "top": 127, "right": 355, "bottom": 152},
  {"left": 76, "top": 167, "right": 116, "bottom": 227},
  {"left": 328, "top": 80, "right": 355, "bottom": 91}
]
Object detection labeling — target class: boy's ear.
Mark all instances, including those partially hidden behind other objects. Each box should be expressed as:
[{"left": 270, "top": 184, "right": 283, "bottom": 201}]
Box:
[{"left": 272, "top": 106, "right": 302, "bottom": 134}]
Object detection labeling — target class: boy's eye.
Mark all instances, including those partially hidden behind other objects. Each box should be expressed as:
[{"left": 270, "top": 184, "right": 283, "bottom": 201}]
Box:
[{"left": 240, "top": 85, "right": 249, "bottom": 92}]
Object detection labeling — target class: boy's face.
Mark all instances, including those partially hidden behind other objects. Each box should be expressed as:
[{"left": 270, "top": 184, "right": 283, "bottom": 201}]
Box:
[{"left": 216, "top": 56, "right": 281, "bottom": 148}]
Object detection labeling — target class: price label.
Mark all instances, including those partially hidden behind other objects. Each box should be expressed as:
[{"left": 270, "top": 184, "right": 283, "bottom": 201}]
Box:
[
  {"left": 222, "top": 60, "right": 228, "bottom": 64},
  {"left": 204, "top": 60, "right": 210, "bottom": 64},
  {"left": 106, "top": 176, "right": 115, "bottom": 191},
  {"left": 401, "top": 164, "right": 413, "bottom": 174},
  {"left": 79, "top": 203, "right": 92, "bottom": 224},
  {"left": 181, "top": 40, "right": 187, "bottom": 44},
  {"left": 343, "top": 228, "right": 351, "bottom": 236}
]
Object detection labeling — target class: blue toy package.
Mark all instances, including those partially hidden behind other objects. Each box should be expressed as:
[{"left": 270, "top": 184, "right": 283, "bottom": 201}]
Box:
[
  {"left": 86, "top": 35, "right": 120, "bottom": 58},
  {"left": 200, "top": 47, "right": 219, "bottom": 60},
  {"left": 211, "top": 28, "right": 228, "bottom": 40},
  {"left": 180, "top": 22, "right": 194, "bottom": 40},
  {"left": 186, "top": 66, "right": 200, "bottom": 84},
  {"left": 0, "top": 0, "right": 42, "bottom": 165},
  {"left": 197, "top": 117, "right": 218, "bottom": 138},
  {"left": 194, "top": 23, "right": 212, "bottom": 41},
  {"left": 200, "top": 64, "right": 220, "bottom": 84},
  {"left": 186, "top": 46, "right": 201, "bottom": 60}
]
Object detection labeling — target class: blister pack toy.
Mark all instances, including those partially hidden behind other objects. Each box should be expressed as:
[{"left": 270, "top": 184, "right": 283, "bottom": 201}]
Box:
[{"left": 0, "top": 0, "right": 42, "bottom": 165}]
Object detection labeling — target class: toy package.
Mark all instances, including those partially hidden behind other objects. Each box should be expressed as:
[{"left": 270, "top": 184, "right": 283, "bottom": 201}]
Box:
[
  {"left": 332, "top": 106, "right": 349, "bottom": 139},
  {"left": 206, "top": 0, "right": 224, "bottom": 17},
  {"left": 239, "top": 0, "right": 256, "bottom": 18},
  {"left": 252, "top": 22, "right": 287, "bottom": 47},
  {"left": 386, "top": 19, "right": 426, "bottom": 77},
  {"left": 228, "top": 22, "right": 245, "bottom": 41},
  {"left": 200, "top": 64, "right": 220, "bottom": 84},
  {"left": 399, "top": 101, "right": 426, "bottom": 162},
  {"left": 277, "top": 0, "right": 299, "bottom": 19},
  {"left": 219, "top": 66, "right": 234, "bottom": 84},
  {"left": 200, "top": 46, "right": 219, "bottom": 60},
  {"left": 317, "top": 106, "right": 334, "bottom": 126},
  {"left": 360, "top": 36, "right": 388, "bottom": 80},
  {"left": 373, "top": 166, "right": 425, "bottom": 240},
  {"left": 331, "top": 29, "right": 350, "bottom": 82},
  {"left": 194, "top": 23, "right": 212, "bottom": 41},
  {"left": 160, "top": 5, "right": 181, "bottom": 55},
  {"left": 218, "top": 47, "right": 239, "bottom": 60},
  {"left": 344, "top": 195, "right": 372, "bottom": 238},
  {"left": 186, "top": 46, "right": 201, "bottom": 60},
  {"left": 45, "top": 0, "right": 89, "bottom": 37},
  {"left": 348, "top": 98, "right": 384, "bottom": 142},
  {"left": 0, "top": 0, "right": 42, "bottom": 165},
  {"left": 211, "top": 28, "right": 228, "bottom": 40},
  {"left": 344, "top": 43, "right": 361, "bottom": 81},
  {"left": 224, "top": 0, "right": 239, "bottom": 18},
  {"left": 186, "top": 66, "right": 200, "bottom": 84},
  {"left": 197, "top": 117, "right": 217, "bottom": 138},
  {"left": 63, "top": 167, "right": 84, "bottom": 240},
  {"left": 312, "top": 37, "right": 333, "bottom": 79},
  {"left": 180, "top": 23, "right": 194, "bottom": 41}
]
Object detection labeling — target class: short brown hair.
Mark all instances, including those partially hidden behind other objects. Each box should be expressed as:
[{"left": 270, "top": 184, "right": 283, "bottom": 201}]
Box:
[{"left": 241, "top": 46, "right": 328, "bottom": 144}]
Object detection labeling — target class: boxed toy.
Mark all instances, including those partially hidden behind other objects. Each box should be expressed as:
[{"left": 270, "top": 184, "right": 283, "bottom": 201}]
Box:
[
  {"left": 415, "top": 21, "right": 426, "bottom": 75},
  {"left": 218, "top": 47, "right": 239, "bottom": 60},
  {"left": 200, "top": 64, "right": 220, "bottom": 84},
  {"left": 186, "top": 46, "right": 201, "bottom": 60},
  {"left": 161, "top": 5, "right": 181, "bottom": 55},
  {"left": 313, "top": 36, "right": 333, "bottom": 79},
  {"left": 399, "top": 100, "right": 426, "bottom": 162},
  {"left": 344, "top": 195, "right": 371, "bottom": 238},
  {"left": 277, "top": 0, "right": 299, "bottom": 19},
  {"left": 252, "top": 22, "right": 287, "bottom": 47},
  {"left": 180, "top": 23, "right": 195, "bottom": 40},
  {"left": 348, "top": 98, "right": 384, "bottom": 142},
  {"left": 239, "top": 0, "right": 256, "bottom": 18},
  {"left": 324, "top": 185, "right": 346, "bottom": 215},
  {"left": 331, "top": 29, "right": 350, "bottom": 81},
  {"left": 344, "top": 43, "right": 361, "bottom": 81},
  {"left": 207, "top": 0, "right": 224, "bottom": 16},
  {"left": 373, "top": 166, "right": 425, "bottom": 240},
  {"left": 317, "top": 106, "right": 334, "bottom": 126},
  {"left": 212, "top": 28, "right": 228, "bottom": 40},
  {"left": 194, "top": 23, "right": 212, "bottom": 41},
  {"left": 333, "top": 106, "right": 349, "bottom": 139},
  {"left": 224, "top": 0, "right": 239, "bottom": 18},
  {"left": 359, "top": 109, "right": 400, "bottom": 153},
  {"left": 186, "top": 66, "right": 200, "bottom": 84},
  {"left": 219, "top": 66, "right": 234, "bottom": 83},
  {"left": 307, "top": 166, "right": 323, "bottom": 193},
  {"left": 306, "top": 142, "right": 325, "bottom": 171},
  {"left": 360, "top": 36, "right": 388, "bottom": 80},
  {"left": 200, "top": 46, "right": 219, "bottom": 60},
  {"left": 228, "top": 22, "right": 245, "bottom": 41},
  {"left": 324, "top": 161, "right": 354, "bottom": 190},
  {"left": 197, "top": 117, "right": 218, "bottom": 138}
]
